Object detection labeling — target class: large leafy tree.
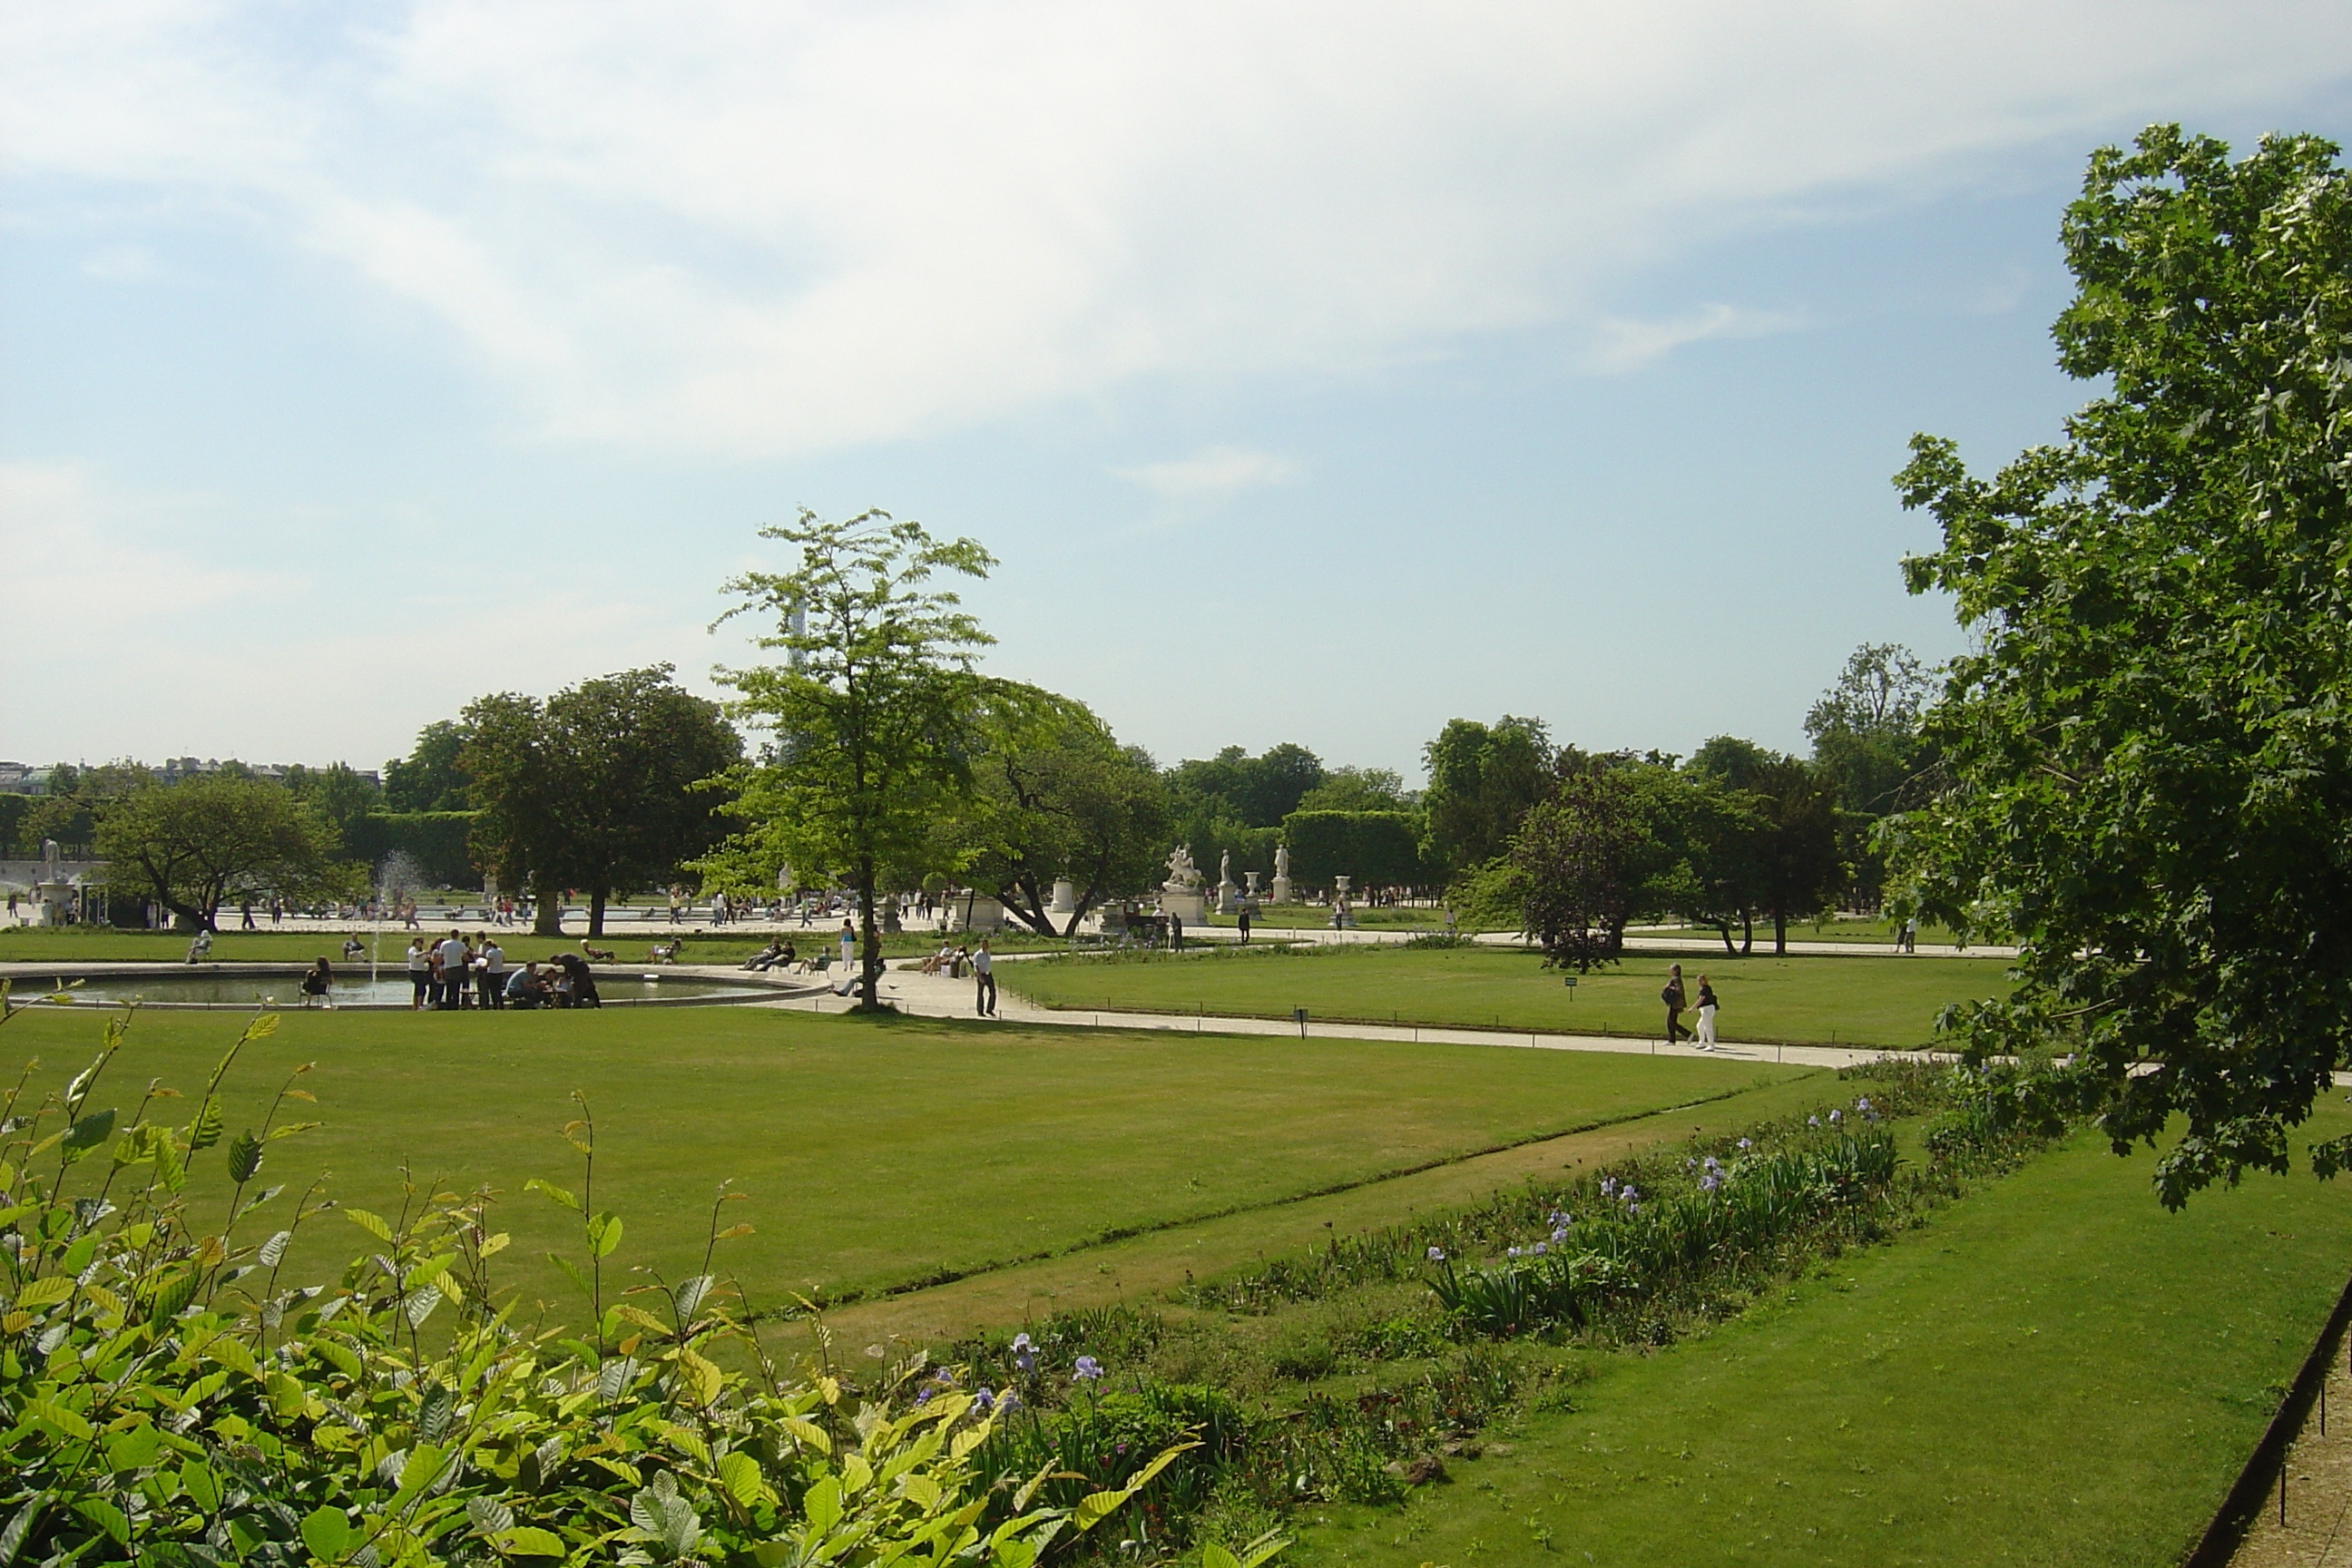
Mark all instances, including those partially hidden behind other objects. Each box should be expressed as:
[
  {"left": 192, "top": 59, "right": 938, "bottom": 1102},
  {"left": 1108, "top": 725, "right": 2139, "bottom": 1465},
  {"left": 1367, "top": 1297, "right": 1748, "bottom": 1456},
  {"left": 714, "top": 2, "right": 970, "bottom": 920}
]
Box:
[
  {"left": 705, "top": 510, "right": 1022, "bottom": 1008},
  {"left": 464, "top": 666, "right": 741, "bottom": 936},
  {"left": 1893, "top": 125, "right": 2352, "bottom": 1206},
  {"left": 92, "top": 776, "right": 341, "bottom": 932},
  {"left": 961, "top": 712, "right": 1170, "bottom": 937},
  {"left": 383, "top": 720, "right": 474, "bottom": 811},
  {"left": 1422, "top": 716, "right": 1556, "bottom": 877},
  {"left": 1509, "top": 768, "right": 1661, "bottom": 972}
]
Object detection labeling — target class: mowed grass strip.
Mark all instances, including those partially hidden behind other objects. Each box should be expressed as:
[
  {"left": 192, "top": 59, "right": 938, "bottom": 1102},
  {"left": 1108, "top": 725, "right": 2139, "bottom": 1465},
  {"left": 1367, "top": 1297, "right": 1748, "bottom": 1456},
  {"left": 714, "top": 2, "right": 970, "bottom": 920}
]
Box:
[
  {"left": 1003, "top": 946, "right": 2012, "bottom": 1048},
  {"left": 1299, "top": 1111, "right": 2352, "bottom": 1568},
  {"left": 1, "top": 1003, "right": 1795, "bottom": 1311}
]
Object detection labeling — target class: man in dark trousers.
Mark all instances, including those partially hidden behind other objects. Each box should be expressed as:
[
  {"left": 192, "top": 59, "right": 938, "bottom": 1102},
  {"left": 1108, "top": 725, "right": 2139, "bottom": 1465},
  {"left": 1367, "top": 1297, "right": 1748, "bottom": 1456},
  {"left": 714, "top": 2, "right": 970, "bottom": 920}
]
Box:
[
  {"left": 972, "top": 935, "right": 997, "bottom": 1017},
  {"left": 1661, "top": 962, "right": 1690, "bottom": 1045}
]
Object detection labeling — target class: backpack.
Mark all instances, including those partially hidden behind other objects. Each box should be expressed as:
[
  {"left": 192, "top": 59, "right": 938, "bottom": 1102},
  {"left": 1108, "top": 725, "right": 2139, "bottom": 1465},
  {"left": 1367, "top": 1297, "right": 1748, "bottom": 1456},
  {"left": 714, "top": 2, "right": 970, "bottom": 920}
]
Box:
[{"left": 1661, "top": 984, "right": 1678, "bottom": 1004}]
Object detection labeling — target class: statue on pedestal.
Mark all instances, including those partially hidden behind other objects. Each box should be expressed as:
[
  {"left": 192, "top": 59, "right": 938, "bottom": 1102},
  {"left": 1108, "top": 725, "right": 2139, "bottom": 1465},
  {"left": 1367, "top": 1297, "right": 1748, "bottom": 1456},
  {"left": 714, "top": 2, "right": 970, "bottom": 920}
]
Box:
[
  {"left": 1163, "top": 844, "right": 1201, "bottom": 892},
  {"left": 1269, "top": 842, "right": 1293, "bottom": 906}
]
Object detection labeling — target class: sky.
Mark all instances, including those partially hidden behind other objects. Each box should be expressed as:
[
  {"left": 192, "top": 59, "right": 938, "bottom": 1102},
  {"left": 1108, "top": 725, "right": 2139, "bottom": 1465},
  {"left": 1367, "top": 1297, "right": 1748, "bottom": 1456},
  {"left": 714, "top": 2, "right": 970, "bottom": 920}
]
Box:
[{"left": 5, "top": 2, "right": 2350, "bottom": 783}]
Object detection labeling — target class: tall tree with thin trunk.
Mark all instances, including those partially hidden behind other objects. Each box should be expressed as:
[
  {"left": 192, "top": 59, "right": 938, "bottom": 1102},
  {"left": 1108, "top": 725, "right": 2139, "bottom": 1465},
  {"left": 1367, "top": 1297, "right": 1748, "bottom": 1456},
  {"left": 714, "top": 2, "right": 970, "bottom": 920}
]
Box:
[{"left": 702, "top": 510, "right": 1014, "bottom": 1009}]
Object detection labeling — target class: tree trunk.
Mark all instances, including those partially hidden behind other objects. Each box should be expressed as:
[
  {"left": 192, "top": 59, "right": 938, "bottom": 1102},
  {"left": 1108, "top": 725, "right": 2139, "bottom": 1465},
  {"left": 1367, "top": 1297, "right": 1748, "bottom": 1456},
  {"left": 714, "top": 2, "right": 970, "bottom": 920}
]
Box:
[
  {"left": 1741, "top": 916, "right": 1754, "bottom": 956},
  {"left": 857, "top": 856, "right": 882, "bottom": 1009},
  {"left": 1773, "top": 911, "right": 1787, "bottom": 956},
  {"left": 1716, "top": 919, "right": 1737, "bottom": 956},
  {"left": 534, "top": 888, "right": 564, "bottom": 937},
  {"left": 589, "top": 887, "right": 608, "bottom": 937}
]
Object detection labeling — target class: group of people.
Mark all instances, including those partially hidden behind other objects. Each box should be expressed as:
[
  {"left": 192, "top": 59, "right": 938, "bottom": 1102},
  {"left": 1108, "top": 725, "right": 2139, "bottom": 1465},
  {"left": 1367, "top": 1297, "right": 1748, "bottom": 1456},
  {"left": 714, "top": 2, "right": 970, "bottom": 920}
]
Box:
[
  {"left": 401, "top": 931, "right": 603, "bottom": 1009},
  {"left": 1660, "top": 963, "right": 1723, "bottom": 1050}
]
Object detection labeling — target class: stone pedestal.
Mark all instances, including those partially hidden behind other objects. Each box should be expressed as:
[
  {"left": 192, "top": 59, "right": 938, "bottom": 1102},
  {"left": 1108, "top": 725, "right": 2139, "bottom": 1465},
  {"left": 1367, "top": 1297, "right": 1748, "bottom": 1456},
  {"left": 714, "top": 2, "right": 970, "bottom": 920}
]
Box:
[
  {"left": 949, "top": 894, "right": 1007, "bottom": 933},
  {"left": 1049, "top": 878, "right": 1075, "bottom": 916},
  {"left": 1158, "top": 889, "right": 1207, "bottom": 929},
  {"left": 1269, "top": 875, "right": 1292, "bottom": 905},
  {"left": 1216, "top": 879, "right": 1240, "bottom": 915},
  {"left": 32, "top": 879, "right": 74, "bottom": 926}
]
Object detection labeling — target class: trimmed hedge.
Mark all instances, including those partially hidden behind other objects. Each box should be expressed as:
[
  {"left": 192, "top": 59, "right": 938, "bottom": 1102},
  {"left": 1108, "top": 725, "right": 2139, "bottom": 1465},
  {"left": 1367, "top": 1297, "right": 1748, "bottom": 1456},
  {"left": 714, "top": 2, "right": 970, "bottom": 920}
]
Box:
[
  {"left": 1279, "top": 810, "right": 1424, "bottom": 890},
  {"left": 346, "top": 812, "right": 480, "bottom": 889}
]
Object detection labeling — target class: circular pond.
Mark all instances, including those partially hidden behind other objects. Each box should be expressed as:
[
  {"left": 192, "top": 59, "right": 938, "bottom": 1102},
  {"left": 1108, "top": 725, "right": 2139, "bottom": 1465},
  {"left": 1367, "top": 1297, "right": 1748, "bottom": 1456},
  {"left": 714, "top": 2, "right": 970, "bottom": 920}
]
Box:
[{"left": 15, "top": 970, "right": 776, "bottom": 1009}]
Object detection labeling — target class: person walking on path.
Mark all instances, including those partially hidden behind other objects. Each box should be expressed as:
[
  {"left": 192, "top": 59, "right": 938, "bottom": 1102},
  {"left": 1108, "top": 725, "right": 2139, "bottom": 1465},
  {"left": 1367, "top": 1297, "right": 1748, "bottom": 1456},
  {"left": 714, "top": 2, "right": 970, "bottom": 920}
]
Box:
[
  {"left": 1237, "top": 903, "right": 1252, "bottom": 944},
  {"left": 1694, "top": 974, "right": 1720, "bottom": 1051},
  {"left": 972, "top": 935, "right": 997, "bottom": 1016},
  {"left": 1661, "top": 963, "right": 1690, "bottom": 1045}
]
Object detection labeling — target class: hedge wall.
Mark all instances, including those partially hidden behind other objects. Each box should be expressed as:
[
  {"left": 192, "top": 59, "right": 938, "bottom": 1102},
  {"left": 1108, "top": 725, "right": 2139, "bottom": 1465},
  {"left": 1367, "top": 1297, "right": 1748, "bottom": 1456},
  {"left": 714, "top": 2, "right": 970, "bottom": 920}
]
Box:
[
  {"left": 345, "top": 810, "right": 481, "bottom": 889},
  {"left": 1280, "top": 809, "right": 1426, "bottom": 890}
]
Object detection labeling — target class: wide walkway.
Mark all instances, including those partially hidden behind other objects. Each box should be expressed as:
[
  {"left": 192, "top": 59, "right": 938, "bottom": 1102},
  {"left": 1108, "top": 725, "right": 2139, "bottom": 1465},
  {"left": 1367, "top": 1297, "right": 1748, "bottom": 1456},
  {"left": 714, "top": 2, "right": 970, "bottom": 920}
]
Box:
[{"left": 746, "top": 956, "right": 1900, "bottom": 1072}]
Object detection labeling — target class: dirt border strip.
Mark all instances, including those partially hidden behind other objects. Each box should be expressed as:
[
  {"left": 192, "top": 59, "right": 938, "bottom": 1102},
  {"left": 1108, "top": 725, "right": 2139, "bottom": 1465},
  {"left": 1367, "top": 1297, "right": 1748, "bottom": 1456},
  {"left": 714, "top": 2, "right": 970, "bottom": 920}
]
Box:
[{"left": 2186, "top": 1262, "right": 2352, "bottom": 1566}]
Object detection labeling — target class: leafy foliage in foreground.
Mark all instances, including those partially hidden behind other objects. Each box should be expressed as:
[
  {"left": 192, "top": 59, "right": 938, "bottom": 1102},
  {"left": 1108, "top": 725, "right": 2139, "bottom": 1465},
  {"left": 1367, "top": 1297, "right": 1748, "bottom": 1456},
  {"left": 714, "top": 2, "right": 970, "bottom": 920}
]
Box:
[{"left": 0, "top": 1006, "right": 1181, "bottom": 1566}]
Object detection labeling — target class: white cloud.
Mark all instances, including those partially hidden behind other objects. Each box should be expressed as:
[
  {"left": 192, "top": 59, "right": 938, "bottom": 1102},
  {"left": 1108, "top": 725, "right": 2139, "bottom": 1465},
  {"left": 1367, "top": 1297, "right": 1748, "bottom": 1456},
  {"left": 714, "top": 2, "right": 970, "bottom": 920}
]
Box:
[
  {"left": 1586, "top": 304, "right": 1803, "bottom": 374},
  {"left": 1116, "top": 446, "right": 1302, "bottom": 500},
  {"left": 79, "top": 243, "right": 162, "bottom": 281},
  {"left": 4, "top": 1, "right": 2348, "bottom": 456}
]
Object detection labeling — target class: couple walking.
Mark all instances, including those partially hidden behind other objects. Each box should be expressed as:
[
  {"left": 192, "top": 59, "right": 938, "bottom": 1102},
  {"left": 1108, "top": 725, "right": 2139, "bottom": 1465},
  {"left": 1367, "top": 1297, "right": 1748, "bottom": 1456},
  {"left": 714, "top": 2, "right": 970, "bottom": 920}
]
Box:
[{"left": 1661, "top": 963, "right": 1721, "bottom": 1051}]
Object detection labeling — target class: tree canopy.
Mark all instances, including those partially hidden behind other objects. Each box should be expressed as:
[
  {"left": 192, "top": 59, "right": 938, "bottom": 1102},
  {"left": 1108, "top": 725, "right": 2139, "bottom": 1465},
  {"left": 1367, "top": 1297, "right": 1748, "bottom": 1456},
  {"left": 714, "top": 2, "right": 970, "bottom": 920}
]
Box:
[
  {"left": 1892, "top": 124, "right": 2352, "bottom": 1206},
  {"left": 705, "top": 510, "right": 1022, "bottom": 1007},
  {"left": 383, "top": 720, "right": 473, "bottom": 812},
  {"left": 1421, "top": 716, "right": 1556, "bottom": 878},
  {"left": 463, "top": 666, "right": 740, "bottom": 936},
  {"left": 91, "top": 775, "right": 342, "bottom": 932},
  {"left": 960, "top": 710, "right": 1169, "bottom": 936}
]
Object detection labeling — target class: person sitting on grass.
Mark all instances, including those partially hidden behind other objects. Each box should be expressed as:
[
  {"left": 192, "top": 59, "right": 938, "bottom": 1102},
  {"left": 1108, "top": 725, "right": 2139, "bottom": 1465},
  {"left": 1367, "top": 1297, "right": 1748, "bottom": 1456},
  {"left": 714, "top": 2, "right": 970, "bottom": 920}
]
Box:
[{"left": 581, "top": 938, "right": 616, "bottom": 962}]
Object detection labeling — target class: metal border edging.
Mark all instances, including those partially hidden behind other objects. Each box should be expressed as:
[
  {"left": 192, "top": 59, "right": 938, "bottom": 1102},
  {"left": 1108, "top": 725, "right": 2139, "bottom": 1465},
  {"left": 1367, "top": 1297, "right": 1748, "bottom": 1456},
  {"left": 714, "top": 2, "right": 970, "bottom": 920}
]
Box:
[{"left": 2180, "top": 1262, "right": 2352, "bottom": 1567}]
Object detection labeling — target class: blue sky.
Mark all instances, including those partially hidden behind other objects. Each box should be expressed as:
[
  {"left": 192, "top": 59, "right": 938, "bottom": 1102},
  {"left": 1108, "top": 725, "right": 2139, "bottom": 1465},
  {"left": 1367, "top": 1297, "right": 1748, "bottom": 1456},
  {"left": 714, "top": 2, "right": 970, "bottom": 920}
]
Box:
[{"left": 5, "top": 1, "right": 2349, "bottom": 780}]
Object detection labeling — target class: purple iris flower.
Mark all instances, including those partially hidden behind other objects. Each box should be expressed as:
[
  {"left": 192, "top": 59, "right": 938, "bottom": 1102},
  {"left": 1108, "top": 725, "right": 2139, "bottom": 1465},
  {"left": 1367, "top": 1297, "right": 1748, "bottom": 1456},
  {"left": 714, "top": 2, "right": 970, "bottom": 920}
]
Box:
[
  {"left": 1073, "top": 1357, "right": 1103, "bottom": 1382},
  {"left": 974, "top": 1387, "right": 996, "bottom": 1412},
  {"left": 1829, "top": 1109, "right": 1843, "bottom": 1124},
  {"left": 1427, "top": 1246, "right": 1446, "bottom": 1262}
]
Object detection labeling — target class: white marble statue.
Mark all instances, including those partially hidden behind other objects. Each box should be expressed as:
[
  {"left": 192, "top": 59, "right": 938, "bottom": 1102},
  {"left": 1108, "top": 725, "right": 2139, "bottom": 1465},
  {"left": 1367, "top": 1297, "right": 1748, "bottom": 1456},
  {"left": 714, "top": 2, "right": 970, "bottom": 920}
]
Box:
[
  {"left": 1274, "top": 843, "right": 1289, "bottom": 881},
  {"left": 1165, "top": 844, "right": 1201, "bottom": 890}
]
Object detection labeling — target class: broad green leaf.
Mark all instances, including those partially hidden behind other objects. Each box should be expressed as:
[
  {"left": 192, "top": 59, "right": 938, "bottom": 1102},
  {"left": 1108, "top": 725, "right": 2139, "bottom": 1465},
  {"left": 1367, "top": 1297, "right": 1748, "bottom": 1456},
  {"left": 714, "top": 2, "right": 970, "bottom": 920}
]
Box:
[
  {"left": 716, "top": 1450, "right": 768, "bottom": 1506},
  {"left": 258, "top": 1230, "right": 293, "bottom": 1267},
  {"left": 674, "top": 1348, "right": 722, "bottom": 1405},
  {"left": 27, "top": 1399, "right": 92, "bottom": 1442},
  {"left": 586, "top": 1211, "right": 622, "bottom": 1259},
  {"left": 801, "top": 1476, "right": 842, "bottom": 1537},
  {"left": 345, "top": 1209, "right": 393, "bottom": 1243},
  {"left": 1201, "top": 1545, "right": 1241, "bottom": 1568},
  {"left": 187, "top": 1093, "right": 224, "bottom": 1151},
  {"left": 227, "top": 1130, "right": 262, "bottom": 1183},
  {"left": 299, "top": 1504, "right": 353, "bottom": 1562},
  {"left": 524, "top": 1178, "right": 581, "bottom": 1214},
  {"left": 103, "top": 1421, "right": 162, "bottom": 1473},
  {"left": 495, "top": 1525, "right": 567, "bottom": 1558},
  {"left": 71, "top": 1497, "right": 128, "bottom": 1547},
  {"left": 14, "top": 1277, "right": 74, "bottom": 1310},
  {"left": 241, "top": 1011, "right": 280, "bottom": 1039},
  {"left": 180, "top": 1460, "right": 221, "bottom": 1514},
  {"left": 61, "top": 1109, "right": 115, "bottom": 1155}
]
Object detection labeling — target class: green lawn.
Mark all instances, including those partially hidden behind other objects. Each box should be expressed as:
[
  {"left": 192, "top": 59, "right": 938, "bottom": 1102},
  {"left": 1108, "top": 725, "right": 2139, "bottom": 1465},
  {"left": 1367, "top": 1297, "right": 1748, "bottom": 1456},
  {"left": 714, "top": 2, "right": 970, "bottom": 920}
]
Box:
[
  {"left": 1298, "top": 1112, "right": 2352, "bottom": 1568},
  {"left": 1633, "top": 913, "right": 1965, "bottom": 946},
  {"left": 1, "top": 1003, "right": 1799, "bottom": 1313},
  {"left": 1003, "top": 946, "right": 2011, "bottom": 1047}
]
